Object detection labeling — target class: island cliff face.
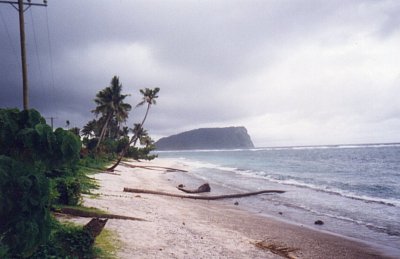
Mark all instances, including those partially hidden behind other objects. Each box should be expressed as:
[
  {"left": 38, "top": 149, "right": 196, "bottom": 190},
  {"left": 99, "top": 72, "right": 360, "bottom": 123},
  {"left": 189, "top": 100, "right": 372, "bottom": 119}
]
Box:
[{"left": 155, "top": 126, "right": 255, "bottom": 150}]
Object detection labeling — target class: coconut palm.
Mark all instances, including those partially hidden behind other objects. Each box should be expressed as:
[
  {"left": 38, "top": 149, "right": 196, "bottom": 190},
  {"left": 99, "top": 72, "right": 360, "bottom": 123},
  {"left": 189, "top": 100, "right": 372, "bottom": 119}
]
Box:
[
  {"left": 120, "top": 126, "right": 130, "bottom": 137},
  {"left": 81, "top": 119, "right": 97, "bottom": 138},
  {"left": 140, "top": 134, "right": 154, "bottom": 148},
  {"left": 137, "top": 87, "right": 160, "bottom": 125},
  {"left": 92, "top": 76, "right": 132, "bottom": 150},
  {"left": 107, "top": 87, "right": 159, "bottom": 171}
]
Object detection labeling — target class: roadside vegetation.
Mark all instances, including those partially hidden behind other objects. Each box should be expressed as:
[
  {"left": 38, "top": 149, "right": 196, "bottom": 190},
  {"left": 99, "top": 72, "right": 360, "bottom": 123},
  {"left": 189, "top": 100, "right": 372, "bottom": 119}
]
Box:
[{"left": 0, "top": 76, "right": 159, "bottom": 258}]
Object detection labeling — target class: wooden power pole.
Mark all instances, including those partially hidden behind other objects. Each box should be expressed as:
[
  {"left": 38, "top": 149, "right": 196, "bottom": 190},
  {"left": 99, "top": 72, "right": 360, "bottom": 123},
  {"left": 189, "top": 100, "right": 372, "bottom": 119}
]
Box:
[
  {"left": 0, "top": 0, "right": 47, "bottom": 110},
  {"left": 18, "top": 0, "right": 29, "bottom": 110}
]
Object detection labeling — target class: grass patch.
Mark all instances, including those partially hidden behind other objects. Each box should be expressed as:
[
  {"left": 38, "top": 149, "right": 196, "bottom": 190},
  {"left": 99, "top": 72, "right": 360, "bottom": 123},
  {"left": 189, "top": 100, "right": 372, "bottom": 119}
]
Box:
[
  {"left": 93, "top": 229, "right": 121, "bottom": 259},
  {"left": 76, "top": 155, "right": 114, "bottom": 195}
]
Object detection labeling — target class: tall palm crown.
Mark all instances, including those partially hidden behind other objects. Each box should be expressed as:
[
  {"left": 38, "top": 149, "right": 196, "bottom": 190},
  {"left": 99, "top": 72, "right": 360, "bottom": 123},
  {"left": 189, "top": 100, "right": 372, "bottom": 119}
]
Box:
[
  {"left": 92, "top": 76, "right": 132, "bottom": 148},
  {"left": 136, "top": 87, "right": 160, "bottom": 125},
  {"left": 93, "top": 76, "right": 131, "bottom": 123}
]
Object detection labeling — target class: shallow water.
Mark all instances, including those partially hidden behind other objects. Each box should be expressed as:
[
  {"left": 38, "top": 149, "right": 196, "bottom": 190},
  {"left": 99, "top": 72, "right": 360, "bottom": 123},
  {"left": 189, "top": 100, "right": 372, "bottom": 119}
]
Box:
[{"left": 157, "top": 143, "right": 400, "bottom": 254}]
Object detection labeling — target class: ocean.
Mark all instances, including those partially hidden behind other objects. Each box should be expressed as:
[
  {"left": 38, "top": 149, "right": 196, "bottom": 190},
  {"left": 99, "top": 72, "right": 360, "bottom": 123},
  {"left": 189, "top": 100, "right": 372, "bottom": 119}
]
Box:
[{"left": 157, "top": 143, "right": 400, "bottom": 255}]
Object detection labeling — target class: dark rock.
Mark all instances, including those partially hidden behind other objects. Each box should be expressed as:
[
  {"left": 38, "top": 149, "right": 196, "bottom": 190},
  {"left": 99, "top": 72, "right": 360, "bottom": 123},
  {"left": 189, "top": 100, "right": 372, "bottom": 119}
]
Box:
[
  {"left": 314, "top": 220, "right": 324, "bottom": 225},
  {"left": 155, "top": 126, "right": 255, "bottom": 150},
  {"left": 278, "top": 212, "right": 283, "bottom": 215},
  {"left": 234, "top": 201, "right": 239, "bottom": 206}
]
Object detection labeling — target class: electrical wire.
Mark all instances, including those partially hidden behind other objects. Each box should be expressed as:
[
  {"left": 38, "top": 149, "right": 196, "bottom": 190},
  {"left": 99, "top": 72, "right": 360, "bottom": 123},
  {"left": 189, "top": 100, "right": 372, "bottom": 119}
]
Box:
[
  {"left": 29, "top": 7, "right": 48, "bottom": 110},
  {"left": 44, "top": 7, "right": 57, "bottom": 117},
  {"left": 0, "top": 7, "right": 20, "bottom": 64}
]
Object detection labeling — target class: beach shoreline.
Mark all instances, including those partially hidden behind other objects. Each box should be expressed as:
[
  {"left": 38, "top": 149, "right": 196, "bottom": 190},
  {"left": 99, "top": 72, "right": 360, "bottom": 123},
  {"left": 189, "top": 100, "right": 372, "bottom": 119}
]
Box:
[{"left": 73, "top": 158, "right": 395, "bottom": 258}]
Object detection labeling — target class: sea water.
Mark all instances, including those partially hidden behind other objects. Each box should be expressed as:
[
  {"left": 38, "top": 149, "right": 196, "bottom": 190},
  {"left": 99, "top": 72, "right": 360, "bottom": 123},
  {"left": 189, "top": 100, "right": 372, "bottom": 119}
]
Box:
[{"left": 157, "top": 143, "right": 400, "bottom": 254}]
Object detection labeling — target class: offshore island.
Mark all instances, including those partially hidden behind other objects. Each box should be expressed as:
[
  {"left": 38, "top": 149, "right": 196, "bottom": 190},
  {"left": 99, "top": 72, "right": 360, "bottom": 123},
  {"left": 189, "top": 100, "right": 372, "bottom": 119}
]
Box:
[{"left": 155, "top": 126, "right": 255, "bottom": 150}]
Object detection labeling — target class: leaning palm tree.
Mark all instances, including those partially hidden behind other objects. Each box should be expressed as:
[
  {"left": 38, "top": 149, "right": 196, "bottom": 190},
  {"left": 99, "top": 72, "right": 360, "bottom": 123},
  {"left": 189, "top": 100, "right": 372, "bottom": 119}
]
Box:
[
  {"left": 92, "top": 76, "right": 132, "bottom": 150},
  {"left": 137, "top": 87, "right": 160, "bottom": 125},
  {"left": 107, "top": 87, "right": 160, "bottom": 171}
]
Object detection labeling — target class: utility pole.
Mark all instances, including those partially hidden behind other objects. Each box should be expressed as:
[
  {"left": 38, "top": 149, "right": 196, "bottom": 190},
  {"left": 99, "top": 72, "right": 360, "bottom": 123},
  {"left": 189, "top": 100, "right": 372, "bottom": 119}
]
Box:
[
  {"left": 0, "top": 0, "right": 47, "bottom": 110},
  {"left": 45, "top": 116, "right": 57, "bottom": 130}
]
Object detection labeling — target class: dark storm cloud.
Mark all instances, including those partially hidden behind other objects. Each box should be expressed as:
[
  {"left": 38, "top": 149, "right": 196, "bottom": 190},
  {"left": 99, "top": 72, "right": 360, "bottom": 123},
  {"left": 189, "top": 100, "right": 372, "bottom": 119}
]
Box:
[{"left": 1, "top": 0, "right": 399, "bottom": 146}]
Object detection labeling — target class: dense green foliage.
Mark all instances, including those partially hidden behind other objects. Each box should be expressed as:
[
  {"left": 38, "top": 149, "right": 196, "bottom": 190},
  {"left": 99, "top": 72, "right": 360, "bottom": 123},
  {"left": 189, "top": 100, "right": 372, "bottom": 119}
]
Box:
[
  {"left": 0, "top": 108, "right": 82, "bottom": 257},
  {"left": 31, "top": 222, "right": 95, "bottom": 259},
  {"left": 0, "top": 156, "right": 51, "bottom": 257},
  {"left": 0, "top": 109, "right": 80, "bottom": 171}
]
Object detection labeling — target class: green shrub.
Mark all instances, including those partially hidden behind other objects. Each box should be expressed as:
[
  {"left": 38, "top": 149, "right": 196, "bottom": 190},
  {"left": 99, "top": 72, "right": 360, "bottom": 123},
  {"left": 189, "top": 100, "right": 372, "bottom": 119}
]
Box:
[
  {"left": 0, "top": 108, "right": 81, "bottom": 173},
  {"left": 0, "top": 156, "right": 51, "bottom": 258},
  {"left": 55, "top": 225, "right": 94, "bottom": 258},
  {"left": 54, "top": 177, "right": 82, "bottom": 206},
  {"left": 31, "top": 223, "right": 95, "bottom": 259},
  {"left": 0, "top": 108, "right": 83, "bottom": 257},
  {"left": 0, "top": 235, "right": 9, "bottom": 258}
]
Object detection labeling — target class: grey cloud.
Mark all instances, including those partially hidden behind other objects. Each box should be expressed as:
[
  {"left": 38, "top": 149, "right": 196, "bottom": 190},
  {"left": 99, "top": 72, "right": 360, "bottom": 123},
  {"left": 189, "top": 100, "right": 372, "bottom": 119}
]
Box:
[{"left": 1, "top": 0, "right": 399, "bottom": 146}]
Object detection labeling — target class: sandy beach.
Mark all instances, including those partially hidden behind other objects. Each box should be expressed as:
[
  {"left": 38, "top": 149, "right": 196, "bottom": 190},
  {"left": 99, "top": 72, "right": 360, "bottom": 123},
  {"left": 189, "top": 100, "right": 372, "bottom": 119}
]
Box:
[{"left": 70, "top": 159, "right": 394, "bottom": 259}]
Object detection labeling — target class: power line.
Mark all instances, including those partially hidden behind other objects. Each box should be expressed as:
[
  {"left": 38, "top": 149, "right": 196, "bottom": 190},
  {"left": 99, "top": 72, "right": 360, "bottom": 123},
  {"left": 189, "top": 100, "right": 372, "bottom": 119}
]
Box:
[
  {"left": 45, "top": 7, "right": 57, "bottom": 116},
  {"left": 29, "top": 7, "right": 48, "bottom": 110},
  {"left": 0, "top": 0, "right": 47, "bottom": 110},
  {"left": 0, "top": 7, "right": 19, "bottom": 62}
]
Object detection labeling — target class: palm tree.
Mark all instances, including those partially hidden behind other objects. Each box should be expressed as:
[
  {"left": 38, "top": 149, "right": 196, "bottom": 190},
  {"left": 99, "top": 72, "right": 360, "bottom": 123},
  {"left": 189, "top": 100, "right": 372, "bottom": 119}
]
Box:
[
  {"left": 107, "top": 87, "right": 159, "bottom": 171},
  {"left": 69, "top": 127, "right": 81, "bottom": 137},
  {"left": 140, "top": 134, "right": 154, "bottom": 148},
  {"left": 137, "top": 87, "right": 160, "bottom": 125},
  {"left": 81, "top": 119, "right": 97, "bottom": 138},
  {"left": 120, "top": 126, "right": 130, "bottom": 137},
  {"left": 92, "top": 76, "right": 132, "bottom": 150}
]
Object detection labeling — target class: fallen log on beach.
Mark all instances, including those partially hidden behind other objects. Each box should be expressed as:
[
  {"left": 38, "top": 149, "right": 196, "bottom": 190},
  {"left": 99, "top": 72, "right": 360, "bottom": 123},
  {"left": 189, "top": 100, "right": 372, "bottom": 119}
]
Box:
[
  {"left": 123, "top": 188, "right": 285, "bottom": 200},
  {"left": 177, "top": 183, "right": 211, "bottom": 193},
  {"left": 120, "top": 161, "right": 188, "bottom": 172}
]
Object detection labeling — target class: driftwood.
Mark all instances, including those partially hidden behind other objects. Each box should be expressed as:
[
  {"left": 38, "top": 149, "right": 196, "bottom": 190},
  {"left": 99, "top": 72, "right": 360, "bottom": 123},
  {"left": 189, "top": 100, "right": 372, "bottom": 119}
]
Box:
[
  {"left": 123, "top": 188, "right": 285, "bottom": 200},
  {"left": 120, "top": 161, "right": 188, "bottom": 172},
  {"left": 53, "top": 207, "right": 145, "bottom": 221},
  {"left": 253, "top": 240, "right": 299, "bottom": 259},
  {"left": 177, "top": 183, "right": 211, "bottom": 193}
]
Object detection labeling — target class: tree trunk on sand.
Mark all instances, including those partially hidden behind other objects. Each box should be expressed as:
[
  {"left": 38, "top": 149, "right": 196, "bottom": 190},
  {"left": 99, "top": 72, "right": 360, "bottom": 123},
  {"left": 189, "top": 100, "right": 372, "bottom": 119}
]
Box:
[
  {"left": 106, "top": 135, "right": 138, "bottom": 171},
  {"left": 107, "top": 103, "right": 151, "bottom": 171},
  {"left": 120, "top": 161, "right": 188, "bottom": 172},
  {"left": 177, "top": 183, "right": 211, "bottom": 193},
  {"left": 52, "top": 207, "right": 145, "bottom": 221},
  {"left": 123, "top": 188, "right": 285, "bottom": 200}
]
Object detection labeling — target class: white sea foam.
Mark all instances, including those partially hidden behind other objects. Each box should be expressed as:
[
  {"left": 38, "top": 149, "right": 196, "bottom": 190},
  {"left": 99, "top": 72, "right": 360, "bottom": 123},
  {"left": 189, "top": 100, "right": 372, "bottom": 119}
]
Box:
[{"left": 176, "top": 157, "right": 400, "bottom": 207}]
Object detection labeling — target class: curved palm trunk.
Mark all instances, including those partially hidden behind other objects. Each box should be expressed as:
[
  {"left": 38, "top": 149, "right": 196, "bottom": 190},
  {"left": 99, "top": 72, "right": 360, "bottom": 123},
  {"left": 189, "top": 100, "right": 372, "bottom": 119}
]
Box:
[
  {"left": 140, "top": 104, "right": 150, "bottom": 125},
  {"left": 96, "top": 113, "right": 112, "bottom": 151},
  {"left": 107, "top": 104, "right": 151, "bottom": 171}
]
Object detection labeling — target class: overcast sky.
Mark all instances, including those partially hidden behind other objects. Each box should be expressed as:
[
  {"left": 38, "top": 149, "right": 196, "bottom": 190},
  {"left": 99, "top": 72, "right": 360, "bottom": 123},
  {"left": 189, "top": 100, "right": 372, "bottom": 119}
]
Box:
[{"left": 1, "top": 0, "right": 399, "bottom": 147}]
